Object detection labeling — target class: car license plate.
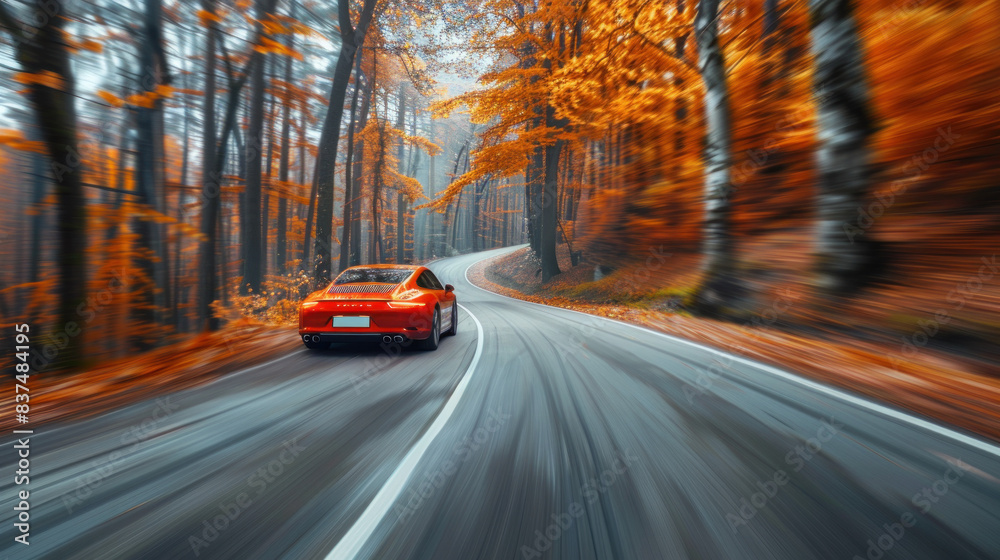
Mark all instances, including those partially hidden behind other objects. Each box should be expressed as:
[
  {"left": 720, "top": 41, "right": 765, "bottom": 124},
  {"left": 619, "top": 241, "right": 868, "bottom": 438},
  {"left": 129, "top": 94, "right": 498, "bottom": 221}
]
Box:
[{"left": 332, "top": 316, "right": 370, "bottom": 328}]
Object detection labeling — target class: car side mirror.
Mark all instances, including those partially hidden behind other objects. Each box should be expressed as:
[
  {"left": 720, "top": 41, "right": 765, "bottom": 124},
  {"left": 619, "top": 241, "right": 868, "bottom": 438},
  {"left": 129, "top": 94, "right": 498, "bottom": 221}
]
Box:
[{"left": 444, "top": 284, "right": 454, "bottom": 293}]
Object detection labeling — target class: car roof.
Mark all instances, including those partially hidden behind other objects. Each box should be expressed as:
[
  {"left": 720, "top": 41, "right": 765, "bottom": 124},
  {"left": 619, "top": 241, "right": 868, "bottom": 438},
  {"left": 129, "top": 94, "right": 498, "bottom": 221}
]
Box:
[{"left": 342, "top": 264, "right": 423, "bottom": 270}]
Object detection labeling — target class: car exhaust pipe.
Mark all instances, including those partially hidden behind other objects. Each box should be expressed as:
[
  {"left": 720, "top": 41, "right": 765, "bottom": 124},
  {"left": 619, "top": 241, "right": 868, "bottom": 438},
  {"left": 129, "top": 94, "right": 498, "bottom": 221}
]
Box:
[
  {"left": 393, "top": 335, "right": 404, "bottom": 343},
  {"left": 311, "top": 335, "right": 320, "bottom": 343},
  {"left": 382, "top": 335, "right": 393, "bottom": 344},
  {"left": 303, "top": 334, "right": 310, "bottom": 342}
]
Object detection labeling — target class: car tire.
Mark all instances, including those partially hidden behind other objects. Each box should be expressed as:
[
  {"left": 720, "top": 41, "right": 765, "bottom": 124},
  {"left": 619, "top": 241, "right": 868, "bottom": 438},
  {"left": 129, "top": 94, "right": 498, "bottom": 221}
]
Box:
[
  {"left": 418, "top": 308, "right": 441, "bottom": 350},
  {"left": 445, "top": 302, "right": 458, "bottom": 336}
]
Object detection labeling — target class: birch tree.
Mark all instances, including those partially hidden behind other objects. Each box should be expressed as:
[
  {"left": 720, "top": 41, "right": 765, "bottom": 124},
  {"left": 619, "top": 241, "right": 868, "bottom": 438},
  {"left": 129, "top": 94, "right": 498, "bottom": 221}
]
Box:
[
  {"left": 694, "top": 0, "right": 735, "bottom": 310},
  {"left": 810, "top": 0, "right": 875, "bottom": 292}
]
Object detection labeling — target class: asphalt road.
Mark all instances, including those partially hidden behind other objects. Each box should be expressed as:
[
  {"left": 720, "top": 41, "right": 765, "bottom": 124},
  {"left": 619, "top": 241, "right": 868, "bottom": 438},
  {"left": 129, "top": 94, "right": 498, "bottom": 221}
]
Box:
[{"left": 3, "top": 247, "right": 1000, "bottom": 560}]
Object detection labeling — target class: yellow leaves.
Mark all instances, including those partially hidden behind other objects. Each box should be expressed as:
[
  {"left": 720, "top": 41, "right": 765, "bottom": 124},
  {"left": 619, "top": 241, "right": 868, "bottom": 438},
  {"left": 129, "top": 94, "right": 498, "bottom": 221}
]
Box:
[
  {"left": 396, "top": 175, "right": 427, "bottom": 202},
  {"left": 429, "top": 96, "right": 470, "bottom": 120},
  {"left": 254, "top": 36, "right": 303, "bottom": 60},
  {"left": 0, "top": 130, "right": 47, "bottom": 154},
  {"left": 403, "top": 134, "right": 442, "bottom": 157},
  {"left": 13, "top": 71, "right": 66, "bottom": 91}
]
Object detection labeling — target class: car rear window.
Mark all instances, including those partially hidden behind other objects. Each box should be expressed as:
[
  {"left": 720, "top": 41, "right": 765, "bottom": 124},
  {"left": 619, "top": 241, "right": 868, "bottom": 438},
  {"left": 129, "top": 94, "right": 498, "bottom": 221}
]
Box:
[{"left": 333, "top": 268, "right": 414, "bottom": 285}]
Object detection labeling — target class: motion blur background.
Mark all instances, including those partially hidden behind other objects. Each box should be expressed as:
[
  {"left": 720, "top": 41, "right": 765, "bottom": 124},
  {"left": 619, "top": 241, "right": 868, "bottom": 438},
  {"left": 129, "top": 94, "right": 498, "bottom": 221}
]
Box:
[{"left": 0, "top": 0, "right": 997, "bottom": 385}]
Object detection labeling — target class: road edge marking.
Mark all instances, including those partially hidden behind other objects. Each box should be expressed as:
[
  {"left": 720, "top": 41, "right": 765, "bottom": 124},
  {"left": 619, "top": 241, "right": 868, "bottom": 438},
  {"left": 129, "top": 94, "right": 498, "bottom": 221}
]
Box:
[
  {"left": 463, "top": 252, "right": 1000, "bottom": 459},
  {"left": 323, "top": 303, "right": 485, "bottom": 560}
]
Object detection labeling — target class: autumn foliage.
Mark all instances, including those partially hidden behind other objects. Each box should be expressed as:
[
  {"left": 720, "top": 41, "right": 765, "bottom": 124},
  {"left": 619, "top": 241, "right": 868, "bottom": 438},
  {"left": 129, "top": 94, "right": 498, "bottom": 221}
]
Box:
[{"left": 0, "top": 0, "right": 997, "bottom": 376}]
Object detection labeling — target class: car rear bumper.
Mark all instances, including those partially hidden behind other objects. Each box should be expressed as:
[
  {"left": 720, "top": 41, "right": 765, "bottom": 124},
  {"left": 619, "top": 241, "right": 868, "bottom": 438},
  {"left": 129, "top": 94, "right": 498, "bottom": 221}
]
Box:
[{"left": 298, "top": 327, "right": 432, "bottom": 344}]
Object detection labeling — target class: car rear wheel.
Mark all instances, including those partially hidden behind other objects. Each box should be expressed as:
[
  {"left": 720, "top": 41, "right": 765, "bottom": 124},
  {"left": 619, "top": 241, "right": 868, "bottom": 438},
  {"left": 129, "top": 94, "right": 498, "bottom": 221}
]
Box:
[
  {"left": 418, "top": 308, "right": 441, "bottom": 350},
  {"left": 444, "top": 302, "right": 458, "bottom": 336}
]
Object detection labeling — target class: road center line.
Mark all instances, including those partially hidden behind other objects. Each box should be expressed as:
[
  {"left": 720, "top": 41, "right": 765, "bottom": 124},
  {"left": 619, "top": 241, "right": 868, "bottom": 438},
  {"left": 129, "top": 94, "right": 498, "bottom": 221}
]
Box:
[
  {"left": 324, "top": 303, "right": 485, "bottom": 560},
  {"left": 462, "top": 253, "right": 1000, "bottom": 459}
]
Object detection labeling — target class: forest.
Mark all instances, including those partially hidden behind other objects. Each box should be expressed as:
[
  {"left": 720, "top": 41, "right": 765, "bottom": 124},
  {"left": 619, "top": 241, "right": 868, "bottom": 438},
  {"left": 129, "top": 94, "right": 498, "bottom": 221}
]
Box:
[{"left": 0, "top": 0, "right": 997, "bottom": 372}]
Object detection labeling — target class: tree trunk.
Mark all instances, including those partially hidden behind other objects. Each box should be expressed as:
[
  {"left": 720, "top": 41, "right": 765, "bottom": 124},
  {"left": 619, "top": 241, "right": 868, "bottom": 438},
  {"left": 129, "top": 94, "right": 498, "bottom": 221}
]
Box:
[
  {"left": 395, "top": 86, "right": 407, "bottom": 263},
  {"left": 134, "top": 0, "right": 171, "bottom": 346},
  {"left": 175, "top": 32, "right": 191, "bottom": 332},
  {"left": 301, "top": 109, "right": 316, "bottom": 274},
  {"left": 242, "top": 0, "right": 278, "bottom": 295},
  {"left": 371, "top": 121, "right": 385, "bottom": 264},
  {"left": 0, "top": 0, "right": 87, "bottom": 367},
  {"left": 695, "top": 0, "right": 736, "bottom": 310},
  {"left": 541, "top": 134, "right": 563, "bottom": 281},
  {"left": 527, "top": 123, "right": 544, "bottom": 257},
  {"left": 261, "top": 54, "right": 277, "bottom": 283},
  {"left": 810, "top": 0, "right": 875, "bottom": 292},
  {"left": 196, "top": 1, "right": 219, "bottom": 331},
  {"left": 314, "top": 0, "right": 379, "bottom": 286},
  {"left": 276, "top": 16, "right": 294, "bottom": 274},
  {"left": 540, "top": 25, "right": 565, "bottom": 282},
  {"left": 340, "top": 60, "right": 371, "bottom": 269},
  {"left": 198, "top": 24, "right": 254, "bottom": 329}
]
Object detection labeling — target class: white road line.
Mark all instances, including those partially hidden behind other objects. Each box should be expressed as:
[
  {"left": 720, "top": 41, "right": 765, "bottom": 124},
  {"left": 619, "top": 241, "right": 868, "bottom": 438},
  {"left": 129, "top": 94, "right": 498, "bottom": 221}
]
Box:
[
  {"left": 463, "top": 254, "right": 1000, "bottom": 459},
  {"left": 324, "top": 304, "right": 485, "bottom": 560}
]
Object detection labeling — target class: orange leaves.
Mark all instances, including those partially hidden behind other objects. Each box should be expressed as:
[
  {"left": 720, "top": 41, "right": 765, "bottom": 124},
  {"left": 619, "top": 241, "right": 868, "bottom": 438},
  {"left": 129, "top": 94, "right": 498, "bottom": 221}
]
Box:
[
  {"left": 254, "top": 36, "right": 303, "bottom": 60},
  {"left": 100, "top": 87, "right": 177, "bottom": 109},
  {"left": 126, "top": 93, "right": 155, "bottom": 109},
  {"left": 106, "top": 85, "right": 173, "bottom": 109},
  {"left": 403, "top": 134, "right": 442, "bottom": 157},
  {"left": 0, "top": 130, "right": 47, "bottom": 154},
  {"left": 58, "top": 28, "right": 105, "bottom": 54},
  {"left": 97, "top": 90, "right": 124, "bottom": 107},
  {"left": 71, "top": 37, "right": 104, "bottom": 54},
  {"left": 13, "top": 71, "right": 66, "bottom": 91},
  {"left": 266, "top": 179, "right": 312, "bottom": 205},
  {"left": 155, "top": 84, "right": 174, "bottom": 98},
  {"left": 196, "top": 9, "right": 224, "bottom": 27}
]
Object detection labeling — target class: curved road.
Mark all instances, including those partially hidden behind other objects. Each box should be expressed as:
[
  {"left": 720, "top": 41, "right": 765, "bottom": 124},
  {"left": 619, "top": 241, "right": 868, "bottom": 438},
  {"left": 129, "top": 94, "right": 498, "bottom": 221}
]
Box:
[{"left": 3, "top": 247, "right": 1000, "bottom": 560}]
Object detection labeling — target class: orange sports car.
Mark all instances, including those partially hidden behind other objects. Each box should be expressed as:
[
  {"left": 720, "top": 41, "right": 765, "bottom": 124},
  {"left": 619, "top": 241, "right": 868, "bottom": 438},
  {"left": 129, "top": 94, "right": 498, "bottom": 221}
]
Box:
[{"left": 298, "top": 264, "right": 457, "bottom": 350}]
